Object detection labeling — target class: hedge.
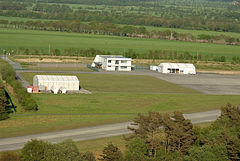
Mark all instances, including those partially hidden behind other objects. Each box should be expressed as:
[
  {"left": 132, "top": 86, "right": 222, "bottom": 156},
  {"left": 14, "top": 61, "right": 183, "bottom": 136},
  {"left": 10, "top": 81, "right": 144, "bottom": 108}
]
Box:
[{"left": 0, "top": 58, "right": 38, "bottom": 111}]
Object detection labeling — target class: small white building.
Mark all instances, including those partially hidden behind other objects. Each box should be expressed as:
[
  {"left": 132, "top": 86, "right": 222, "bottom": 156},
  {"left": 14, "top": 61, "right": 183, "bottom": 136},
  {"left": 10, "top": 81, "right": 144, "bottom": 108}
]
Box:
[
  {"left": 33, "top": 75, "right": 79, "bottom": 92},
  {"left": 158, "top": 63, "right": 196, "bottom": 74},
  {"left": 91, "top": 55, "right": 132, "bottom": 71},
  {"left": 150, "top": 65, "right": 158, "bottom": 71}
]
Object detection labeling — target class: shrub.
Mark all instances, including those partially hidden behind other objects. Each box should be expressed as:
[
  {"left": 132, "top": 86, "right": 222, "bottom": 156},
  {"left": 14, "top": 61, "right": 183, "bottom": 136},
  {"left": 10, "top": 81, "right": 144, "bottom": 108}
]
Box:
[
  {"left": 21, "top": 139, "right": 82, "bottom": 161},
  {"left": 0, "top": 58, "right": 38, "bottom": 111}
]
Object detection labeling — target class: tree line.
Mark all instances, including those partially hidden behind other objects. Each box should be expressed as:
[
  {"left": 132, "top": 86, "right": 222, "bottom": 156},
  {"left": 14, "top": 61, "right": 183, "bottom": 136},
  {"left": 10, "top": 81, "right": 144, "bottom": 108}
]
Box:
[
  {"left": 1, "top": 103, "right": 239, "bottom": 160},
  {"left": 0, "top": 2, "right": 26, "bottom": 10},
  {"left": 0, "top": 19, "right": 239, "bottom": 45},
  {"left": 0, "top": 58, "right": 38, "bottom": 112},
  {"left": 0, "top": 81, "right": 11, "bottom": 121},
  {"left": 33, "top": 4, "right": 72, "bottom": 13},
  {"left": 5, "top": 47, "right": 235, "bottom": 64}
]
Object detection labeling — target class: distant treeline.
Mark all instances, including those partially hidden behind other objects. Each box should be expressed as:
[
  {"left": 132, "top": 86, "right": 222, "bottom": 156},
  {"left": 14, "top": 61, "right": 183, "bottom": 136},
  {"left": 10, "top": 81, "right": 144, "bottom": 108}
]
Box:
[
  {"left": 0, "top": 20, "right": 239, "bottom": 45},
  {"left": 0, "top": 0, "right": 163, "bottom": 6},
  {"left": 33, "top": 4, "right": 72, "bottom": 13},
  {"left": 0, "top": 2, "right": 27, "bottom": 10},
  {"left": 6, "top": 47, "right": 240, "bottom": 64},
  {"left": 0, "top": 59, "right": 38, "bottom": 111},
  {"left": 0, "top": 2, "right": 240, "bottom": 33}
]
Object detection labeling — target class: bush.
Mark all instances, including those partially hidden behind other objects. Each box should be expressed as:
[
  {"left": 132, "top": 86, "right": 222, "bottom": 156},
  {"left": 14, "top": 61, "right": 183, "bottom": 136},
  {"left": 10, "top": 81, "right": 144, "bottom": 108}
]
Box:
[
  {"left": 79, "top": 152, "right": 96, "bottom": 161},
  {"left": 0, "top": 58, "right": 38, "bottom": 111},
  {"left": 21, "top": 139, "right": 82, "bottom": 161},
  {"left": 0, "top": 83, "right": 10, "bottom": 121}
]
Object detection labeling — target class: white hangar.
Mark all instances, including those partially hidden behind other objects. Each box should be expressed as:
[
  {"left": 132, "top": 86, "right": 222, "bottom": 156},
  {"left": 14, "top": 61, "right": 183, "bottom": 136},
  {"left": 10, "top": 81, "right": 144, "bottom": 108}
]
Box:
[
  {"left": 158, "top": 63, "right": 196, "bottom": 74},
  {"left": 33, "top": 75, "right": 79, "bottom": 92}
]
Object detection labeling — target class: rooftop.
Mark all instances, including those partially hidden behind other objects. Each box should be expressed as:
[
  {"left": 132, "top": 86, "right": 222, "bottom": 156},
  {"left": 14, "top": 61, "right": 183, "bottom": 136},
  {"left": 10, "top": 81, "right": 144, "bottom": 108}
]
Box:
[{"left": 34, "top": 75, "right": 79, "bottom": 82}]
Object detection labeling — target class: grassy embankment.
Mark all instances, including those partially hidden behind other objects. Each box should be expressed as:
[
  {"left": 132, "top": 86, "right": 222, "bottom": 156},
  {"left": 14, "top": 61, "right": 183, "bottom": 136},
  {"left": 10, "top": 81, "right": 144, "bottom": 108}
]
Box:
[
  {"left": 0, "top": 29, "right": 240, "bottom": 60},
  {"left": 0, "top": 72, "right": 240, "bottom": 138}
]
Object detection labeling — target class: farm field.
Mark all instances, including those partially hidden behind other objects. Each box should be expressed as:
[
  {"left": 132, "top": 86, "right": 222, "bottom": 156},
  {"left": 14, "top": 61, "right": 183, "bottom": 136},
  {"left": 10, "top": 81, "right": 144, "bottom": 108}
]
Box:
[
  {"left": 1, "top": 29, "right": 240, "bottom": 59},
  {"left": 1, "top": 72, "right": 240, "bottom": 138}
]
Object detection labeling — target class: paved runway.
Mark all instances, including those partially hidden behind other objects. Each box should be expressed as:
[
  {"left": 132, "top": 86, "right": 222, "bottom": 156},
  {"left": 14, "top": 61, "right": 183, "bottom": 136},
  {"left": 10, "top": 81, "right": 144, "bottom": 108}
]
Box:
[{"left": 0, "top": 110, "right": 221, "bottom": 152}]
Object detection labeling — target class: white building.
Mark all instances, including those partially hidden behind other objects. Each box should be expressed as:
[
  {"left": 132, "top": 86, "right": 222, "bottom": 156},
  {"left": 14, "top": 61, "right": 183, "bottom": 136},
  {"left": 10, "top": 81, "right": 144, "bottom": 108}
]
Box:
[
  {"left": 150, "top": 65, "right": 158, "bottom": 71},
  {"left": 158, "top": 63, "right": 196, "bottom": 74},
  {"left": 33, "top": 75, "right": 79, "bottom": 92},
  {"left": 91, "top": 55, "right": 132, "bottom": 71}
]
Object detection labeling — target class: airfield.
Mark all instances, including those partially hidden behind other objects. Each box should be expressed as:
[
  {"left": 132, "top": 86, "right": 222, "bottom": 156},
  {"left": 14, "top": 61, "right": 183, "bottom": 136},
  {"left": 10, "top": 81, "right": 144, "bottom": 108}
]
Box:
[
  {"left": 1, "top": 56, "right": 240, "bottom": 151},
  {"left": 17, "top": 65, "right": 240, "bottom": 95}
]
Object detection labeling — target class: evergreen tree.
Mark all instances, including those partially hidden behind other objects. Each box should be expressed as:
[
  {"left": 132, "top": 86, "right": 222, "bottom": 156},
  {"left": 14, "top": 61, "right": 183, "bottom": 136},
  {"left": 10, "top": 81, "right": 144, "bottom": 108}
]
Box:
[
  {"left": 99, "top": 143, "right": 123, "bottom": 161},
  {"left": 125, "top": 137, "right": 148, "bottom": 161},
  {"left": 127, "top": 112, "right": 164, "bottom": 157},
  {"left": 163, "top": 112, "right": 196, "bottom": 154}
]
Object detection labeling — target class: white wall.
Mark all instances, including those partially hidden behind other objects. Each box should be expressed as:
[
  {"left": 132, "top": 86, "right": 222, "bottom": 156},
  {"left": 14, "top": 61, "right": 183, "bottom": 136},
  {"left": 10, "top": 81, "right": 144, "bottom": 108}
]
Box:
[
  {"left": 92, "top": 55, "right": 132, "bottom": 71},
  {"left": 36, "top": 80, "right": 79, "bottom": 90},
  {"left": 34, "top": 77, "right": 79, "bottom": 91},
  {"left": 104, "top": 58, "right": 131, "bottom": 71},
  {"left": 158, "top": 64, "right": 196, "bottom": 74}
]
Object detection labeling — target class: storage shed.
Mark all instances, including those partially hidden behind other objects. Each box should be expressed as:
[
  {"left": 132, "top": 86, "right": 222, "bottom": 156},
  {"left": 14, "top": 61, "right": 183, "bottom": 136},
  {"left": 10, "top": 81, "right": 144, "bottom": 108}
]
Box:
[
  {"left": 33, "top": 75, "right": 79, "bottom": 92},
  {"left": 158, "top": 63, "right": 196, "bottom": 74}
]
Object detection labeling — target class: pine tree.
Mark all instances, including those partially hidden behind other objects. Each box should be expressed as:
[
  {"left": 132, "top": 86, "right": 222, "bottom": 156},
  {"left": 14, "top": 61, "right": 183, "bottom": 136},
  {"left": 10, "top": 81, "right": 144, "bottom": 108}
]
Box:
[
  {"left": 164, "top": 112, "right": 196, "bottom": 154},
  {"left": 127, "top": 112, "right": 164, "bottom": 157},
  {"left": 99, "top": 143, "right": 123, "bottom": 161}
]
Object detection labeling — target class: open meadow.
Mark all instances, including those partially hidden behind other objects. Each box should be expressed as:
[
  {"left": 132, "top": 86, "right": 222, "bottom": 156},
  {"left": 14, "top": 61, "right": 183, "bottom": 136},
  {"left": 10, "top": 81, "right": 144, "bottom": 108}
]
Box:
[
  {"left": 0, "top": 72, "right": 240, "bottom": 138},
  {"left": 1, "top": 29, "right": 240, "bottom": 60}
]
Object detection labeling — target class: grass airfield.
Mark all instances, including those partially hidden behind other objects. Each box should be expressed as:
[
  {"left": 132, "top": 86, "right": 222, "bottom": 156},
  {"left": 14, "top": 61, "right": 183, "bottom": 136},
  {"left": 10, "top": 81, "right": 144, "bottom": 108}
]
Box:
[{"left": 0, "top": 72, "right": 240, "bottom": 138}]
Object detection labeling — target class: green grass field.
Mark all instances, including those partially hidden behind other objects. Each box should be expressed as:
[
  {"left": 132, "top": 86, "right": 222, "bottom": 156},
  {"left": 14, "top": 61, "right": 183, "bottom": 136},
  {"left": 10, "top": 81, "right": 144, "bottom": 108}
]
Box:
[
  {"left": 24, "top": 66, "right": 94, "bottom": 72},
  {"left": 0, "top": 16, "right": 54, "bottom": 22},
  {"left": 1, "top": 92, "right": 240, "bottom": 138},
  {"left": 144, "top": 26, "right": 240, "bottom": 38},
  {"left": 1, "top": 29, "right": 240, "bottom": 59},
  {"left": 0, "top": 72, "right": 240, "bottom": 138}
]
